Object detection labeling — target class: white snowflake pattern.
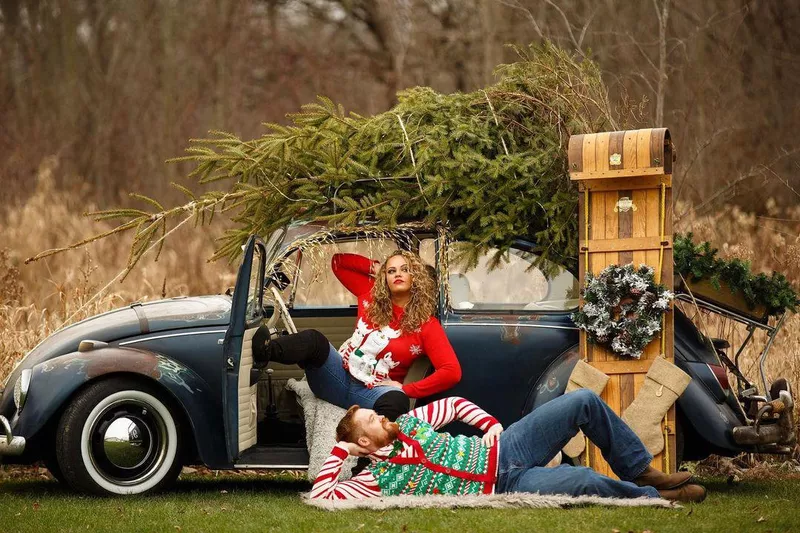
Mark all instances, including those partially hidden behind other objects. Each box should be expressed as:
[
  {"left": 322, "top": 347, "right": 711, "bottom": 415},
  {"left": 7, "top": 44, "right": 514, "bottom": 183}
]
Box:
[
  {"left": 362, "top": 300, "right": 370, "bottom": 309},
  {"left": 409, "top": 344, "right": 423, "bottom": 356}
]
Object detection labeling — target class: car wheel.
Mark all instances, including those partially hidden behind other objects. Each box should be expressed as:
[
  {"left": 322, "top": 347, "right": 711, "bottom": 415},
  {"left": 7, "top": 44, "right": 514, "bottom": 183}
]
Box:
[
  {"left": 55, "top": 377, "right": 182, "bottom": 495},
  {"left": 43, "top": 455, "right": 66, "bottom": 484}
]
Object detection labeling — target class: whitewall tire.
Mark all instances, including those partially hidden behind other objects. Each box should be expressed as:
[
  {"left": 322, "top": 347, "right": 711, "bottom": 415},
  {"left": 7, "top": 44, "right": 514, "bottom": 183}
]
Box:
[{"left": 56, "top": 378, "right": 182, "bottom": 495}]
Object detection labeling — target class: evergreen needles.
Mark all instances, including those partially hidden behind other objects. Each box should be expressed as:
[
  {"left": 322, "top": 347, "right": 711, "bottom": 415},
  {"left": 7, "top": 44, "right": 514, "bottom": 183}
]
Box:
[
  {"left": 674, "top": 233, "right": 799, "bottom": 316},
  {"left": 27, "top": 42, "right": 615, "bottom": 276}
]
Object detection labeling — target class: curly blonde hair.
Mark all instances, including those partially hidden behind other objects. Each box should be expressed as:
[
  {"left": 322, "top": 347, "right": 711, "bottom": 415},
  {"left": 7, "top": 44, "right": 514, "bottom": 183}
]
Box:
[{"left": 367, "top": 250, "right": 437, "bottom": 333}]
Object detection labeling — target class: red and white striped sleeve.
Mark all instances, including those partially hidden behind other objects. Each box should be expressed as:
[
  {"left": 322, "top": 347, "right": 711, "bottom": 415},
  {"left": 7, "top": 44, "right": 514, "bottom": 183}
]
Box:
[
  {"left": 309, "top": 444, "right": 382, "bottom": 500},
  {"left": 407, "top": 397, "right": 500, "bottom": 432}
]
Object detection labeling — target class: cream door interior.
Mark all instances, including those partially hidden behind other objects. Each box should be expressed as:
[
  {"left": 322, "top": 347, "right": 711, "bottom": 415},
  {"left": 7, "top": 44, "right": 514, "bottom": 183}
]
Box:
[{"left": 237, "top": 326, "right": 259, "bottom": 453}]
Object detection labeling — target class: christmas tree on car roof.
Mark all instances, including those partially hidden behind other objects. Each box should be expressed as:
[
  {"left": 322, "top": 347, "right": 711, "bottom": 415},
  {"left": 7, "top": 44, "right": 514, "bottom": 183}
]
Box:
[{"left": 28, "top": 42, "right": 617, "bottom": 278}]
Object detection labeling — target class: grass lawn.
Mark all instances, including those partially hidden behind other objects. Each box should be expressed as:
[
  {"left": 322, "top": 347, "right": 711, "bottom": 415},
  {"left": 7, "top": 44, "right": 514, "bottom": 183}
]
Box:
[{"left": 1, "top": 471, "right": 798, "bottom": 533}]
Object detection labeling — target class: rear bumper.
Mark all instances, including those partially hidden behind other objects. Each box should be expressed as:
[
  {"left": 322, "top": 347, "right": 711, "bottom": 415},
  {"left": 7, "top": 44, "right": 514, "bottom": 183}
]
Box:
[
  {"left": 732, "top": 389, "right": 796, "bottom": 451},
  {"left": 0, "top": 415, "right": 25, "bottom": 456}
]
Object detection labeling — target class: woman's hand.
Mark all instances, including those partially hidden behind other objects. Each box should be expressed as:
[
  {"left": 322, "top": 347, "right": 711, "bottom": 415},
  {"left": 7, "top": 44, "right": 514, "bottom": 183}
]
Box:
[
  {"left": 482, "top": 423, "right": 504, "bottom": 447},
  {"left": 369, "top": 260, "right": 381, "bottom": 278},
  {"left": 376, "top": 379, "right": 404, "bottom": 389},
  {"left": 339, "top": 441, "right": 371, "bottom": 457}
]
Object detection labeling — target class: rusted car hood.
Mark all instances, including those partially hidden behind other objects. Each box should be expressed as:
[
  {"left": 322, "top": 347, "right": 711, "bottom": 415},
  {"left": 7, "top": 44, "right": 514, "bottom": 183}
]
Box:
[{"left": 6, "top": 295, "right": 231, "bottom": 380}]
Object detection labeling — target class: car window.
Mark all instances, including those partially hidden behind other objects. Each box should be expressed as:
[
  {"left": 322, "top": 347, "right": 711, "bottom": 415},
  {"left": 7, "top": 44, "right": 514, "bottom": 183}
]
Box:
[
  {"left": 245, "top": 245, "right": 265, "bottom": 321},
  {"left": 292, "top": 239, "right": 398, "bottom": 308},
  {"left": 418, "top": 238, "right": 436, "bottom": 266},
  {"left": 446, "top": 241, "right": 579, "bottom": 312}
]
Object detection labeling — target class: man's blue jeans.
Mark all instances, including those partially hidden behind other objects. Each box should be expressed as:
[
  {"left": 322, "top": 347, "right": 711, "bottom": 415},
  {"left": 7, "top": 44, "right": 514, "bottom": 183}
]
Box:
[
  {"left": 497, "top": 389, "right": 660, "bottom": 499},
  {"left": 305, "top": 344, "right": 403, "bottom": 410}
]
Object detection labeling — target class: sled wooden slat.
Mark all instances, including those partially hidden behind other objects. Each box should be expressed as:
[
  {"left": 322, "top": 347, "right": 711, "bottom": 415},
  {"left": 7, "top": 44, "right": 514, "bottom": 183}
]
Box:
[
  {"left": 591, "top": 360, "right": 655, "bottom": 375},
  {"left": 620, "top": 374, "right": 635, "bottom": 411},
  {"left": 580, "top": 236, "right": 672, "bottom": 253},
  {"left": 581, "top": 175, "right": 672, "bottom": 192},
  {"left": 605, "top": 189, "right": 620, "bottom": 267},
  {"left": 618, "top": 190, "right": 635, "bottom": 264},
  {"left": 570, "top": 167, "right": 665, "bottom": 180},
  {"left": 570, "top": 127, "right": 676, "bottom": 479}
]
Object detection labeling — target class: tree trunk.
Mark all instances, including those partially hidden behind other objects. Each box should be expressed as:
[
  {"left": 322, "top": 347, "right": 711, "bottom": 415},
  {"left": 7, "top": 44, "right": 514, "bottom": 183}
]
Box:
[{"left": 655, "top": 0, "right": 670, "bottom": 127}]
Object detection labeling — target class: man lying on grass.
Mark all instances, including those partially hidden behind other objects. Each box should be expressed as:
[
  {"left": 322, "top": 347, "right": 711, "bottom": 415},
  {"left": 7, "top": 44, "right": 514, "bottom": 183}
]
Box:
[{"left": 310, "top": 390, "right": 706, "bottom": 502}]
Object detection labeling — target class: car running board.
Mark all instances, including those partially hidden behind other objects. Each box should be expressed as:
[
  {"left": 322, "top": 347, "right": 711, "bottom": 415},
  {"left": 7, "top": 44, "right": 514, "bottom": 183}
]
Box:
[{"left": 234, "top": 445, "right": 309, "bottom": 469}]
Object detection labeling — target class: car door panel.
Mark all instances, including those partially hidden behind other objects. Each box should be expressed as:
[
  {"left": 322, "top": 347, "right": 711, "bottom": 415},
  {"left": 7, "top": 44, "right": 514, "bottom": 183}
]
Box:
[
  {"left": 222, "top": 236, "right": 265, "bottom": 463},
  {"left": 237, "top": 326, "right": 259, "bottom": 453},
  {"left": 433, "top": 316, "right": 579, "bottom": 435}
]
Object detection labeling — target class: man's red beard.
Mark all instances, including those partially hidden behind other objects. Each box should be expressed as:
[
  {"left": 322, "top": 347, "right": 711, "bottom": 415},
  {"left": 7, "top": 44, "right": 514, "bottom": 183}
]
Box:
[{"left": 374, "top": 418, "right": 400, "bottom": 448}]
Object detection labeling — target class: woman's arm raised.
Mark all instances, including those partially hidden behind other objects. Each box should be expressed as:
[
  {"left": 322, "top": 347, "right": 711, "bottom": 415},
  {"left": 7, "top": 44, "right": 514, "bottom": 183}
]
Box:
[{"left": 331, "top": 253, "right": 379, "bottom": 297}]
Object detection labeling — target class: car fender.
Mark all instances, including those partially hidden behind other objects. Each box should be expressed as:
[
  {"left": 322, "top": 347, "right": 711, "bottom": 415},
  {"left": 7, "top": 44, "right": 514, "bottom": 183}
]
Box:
[
  {"left": 17, "top": 346, "right": 229, "bottom": 468},
  {"left": 521, "top": 344, "right": 580, "bottom": 414},
  {"left": 675, "top": 371, "right": 747, "bottom": 456}
]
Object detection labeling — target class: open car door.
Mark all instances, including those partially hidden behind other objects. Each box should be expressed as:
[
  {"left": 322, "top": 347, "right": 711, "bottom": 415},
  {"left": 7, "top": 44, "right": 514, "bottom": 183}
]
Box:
[{"left": 222, "top": 235, "right": 266, "bottom": 463}]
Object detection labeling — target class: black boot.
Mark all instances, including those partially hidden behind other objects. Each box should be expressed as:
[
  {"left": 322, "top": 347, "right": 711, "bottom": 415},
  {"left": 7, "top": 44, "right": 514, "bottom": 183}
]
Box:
[
  {"left": 253, "top": 328, "right": 330, "bottom": 369},
  {"left": 252, "top": 325, "right": 274, "bottom": 367},
  {"left": 372, "top": 390, "right": 410, "bottom": 422}
]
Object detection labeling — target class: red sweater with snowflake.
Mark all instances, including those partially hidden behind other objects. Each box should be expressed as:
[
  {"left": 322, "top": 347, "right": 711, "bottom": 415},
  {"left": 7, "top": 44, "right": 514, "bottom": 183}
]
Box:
[
  {"left": 309, "top": 396, "right": 500, "bottom": 500},
  {"left": 331, "top": 253, "right": 461, "bottom": 398}
]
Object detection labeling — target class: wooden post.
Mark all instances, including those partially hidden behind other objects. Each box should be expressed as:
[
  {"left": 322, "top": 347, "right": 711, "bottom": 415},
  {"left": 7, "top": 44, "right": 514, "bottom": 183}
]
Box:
[{"left": 569, "top": 128, "right": 676, "bottom": 477}]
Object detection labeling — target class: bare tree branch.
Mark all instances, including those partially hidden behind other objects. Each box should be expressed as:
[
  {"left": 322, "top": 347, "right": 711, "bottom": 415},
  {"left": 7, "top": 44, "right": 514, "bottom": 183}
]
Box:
[
  {"left": 677, "top": 148, "right": 800, "bottom": 223},
  {"left": 491, "top": 0, "right": 544, "bottom": 40}
]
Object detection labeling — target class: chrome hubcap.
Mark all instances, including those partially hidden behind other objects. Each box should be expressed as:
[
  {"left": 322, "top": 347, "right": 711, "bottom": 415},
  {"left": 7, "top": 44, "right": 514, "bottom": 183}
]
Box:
[
  {"left": 89, "top": 399, "right": 168, "bottom": 486},
  {"left": 102, "top": 417, "right": 151, "bottom": 469}
]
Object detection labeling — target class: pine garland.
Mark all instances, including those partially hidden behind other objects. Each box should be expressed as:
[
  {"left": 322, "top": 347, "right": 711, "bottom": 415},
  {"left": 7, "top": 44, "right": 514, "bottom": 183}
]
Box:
[
  {"left": 27, "top": 42, "right": 617, "bottom": 276},
  {"left": 674, "top": 233, "right": 799, "bottom": 316}
]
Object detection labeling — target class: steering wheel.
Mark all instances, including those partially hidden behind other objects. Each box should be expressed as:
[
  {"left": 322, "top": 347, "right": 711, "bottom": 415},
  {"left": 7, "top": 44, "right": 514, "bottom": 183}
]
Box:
[{"left": 266, "top": 286, "right": 298, "bottom": 335}]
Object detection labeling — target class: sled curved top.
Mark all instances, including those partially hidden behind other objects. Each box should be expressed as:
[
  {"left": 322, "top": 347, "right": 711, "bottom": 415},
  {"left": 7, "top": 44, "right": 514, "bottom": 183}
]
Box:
[{"left": 568, "top": 128, "right": 674, "bottom": 180}]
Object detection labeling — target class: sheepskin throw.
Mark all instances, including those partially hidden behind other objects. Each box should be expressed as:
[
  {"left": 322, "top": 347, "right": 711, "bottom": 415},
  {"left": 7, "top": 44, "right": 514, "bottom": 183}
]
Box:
[
  {"left": 302, "top": 492, "right": 676, "bottom": 511},
  {"left": 286, "top": 378, "right": 357, "bottom": 481}
]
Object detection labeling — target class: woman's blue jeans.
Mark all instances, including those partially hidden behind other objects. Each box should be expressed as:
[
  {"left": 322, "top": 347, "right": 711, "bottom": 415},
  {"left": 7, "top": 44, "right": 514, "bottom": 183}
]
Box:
[
  {"left": 305, "top": 344, "right": 402, "bottom": 409},
  {"left": 497, "top": 389, "right": 660, "bottom": 499}
]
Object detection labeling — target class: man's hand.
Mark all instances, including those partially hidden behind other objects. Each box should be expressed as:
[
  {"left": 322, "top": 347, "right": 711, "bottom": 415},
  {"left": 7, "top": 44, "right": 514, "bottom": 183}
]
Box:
[
  {"left": 482, "top": 423, "right": 504, "bottom": 447},
  {"left": 376, "top": 379, "right": 404, "bottom": 389},
  {"left": 339, "top": 441, "right": 371, "bottom": 457}
]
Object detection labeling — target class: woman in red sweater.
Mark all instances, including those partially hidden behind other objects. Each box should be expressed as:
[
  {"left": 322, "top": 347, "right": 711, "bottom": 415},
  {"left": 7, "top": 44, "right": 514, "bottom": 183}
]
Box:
[{"left": 253, "top": 249, "right": 462, "bottom": 421}]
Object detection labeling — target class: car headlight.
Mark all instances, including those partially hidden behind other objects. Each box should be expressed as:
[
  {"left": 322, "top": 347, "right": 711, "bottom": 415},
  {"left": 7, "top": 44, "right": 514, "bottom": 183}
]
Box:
[{"left": 13, "top": 369, "right": 32, "bottom": 413}]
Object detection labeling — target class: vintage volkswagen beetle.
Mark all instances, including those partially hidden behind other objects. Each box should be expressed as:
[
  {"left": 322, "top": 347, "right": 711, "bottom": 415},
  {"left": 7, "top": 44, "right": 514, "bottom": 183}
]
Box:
[{"left": 0, "top": 223, "right": 794, "bottom": 495}]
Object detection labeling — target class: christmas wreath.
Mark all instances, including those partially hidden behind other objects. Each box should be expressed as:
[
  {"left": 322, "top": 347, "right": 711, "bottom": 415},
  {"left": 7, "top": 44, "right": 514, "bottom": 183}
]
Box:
[{"left": 571, "top": 264, "right": 674, "bottom": 359}]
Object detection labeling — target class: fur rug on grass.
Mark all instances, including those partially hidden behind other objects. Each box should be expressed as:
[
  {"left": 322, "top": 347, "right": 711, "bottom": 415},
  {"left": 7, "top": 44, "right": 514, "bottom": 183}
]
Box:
[
  {"left": 302, "top": 492, "right": 677, "bottom": 511},
  {"left": 286, "top": 379, "right": 674, "bottom": 511}
]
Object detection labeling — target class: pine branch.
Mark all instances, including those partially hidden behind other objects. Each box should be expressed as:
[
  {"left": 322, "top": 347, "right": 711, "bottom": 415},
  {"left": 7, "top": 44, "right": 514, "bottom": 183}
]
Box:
[{"left": 35, "top": 42, "right": 624, "bottom": 274}]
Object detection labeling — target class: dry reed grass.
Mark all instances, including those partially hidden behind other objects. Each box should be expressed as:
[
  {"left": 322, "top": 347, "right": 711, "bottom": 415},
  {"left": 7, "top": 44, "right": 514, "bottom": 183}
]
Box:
[
  {"left": 674, "top": 200, "right": 800, "bottom": 402},
  {"left": 0, "top": 158, "right": 233, "bottom": 381}
]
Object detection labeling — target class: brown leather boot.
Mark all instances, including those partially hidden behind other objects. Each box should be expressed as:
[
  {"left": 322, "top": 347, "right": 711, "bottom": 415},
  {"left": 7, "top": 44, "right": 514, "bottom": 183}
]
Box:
[
  {"left": 658, "top": 483, "right": 707, "bottom": 503},
  {"left": 634, "top": 466, "right": 693, "bottom": 490}
]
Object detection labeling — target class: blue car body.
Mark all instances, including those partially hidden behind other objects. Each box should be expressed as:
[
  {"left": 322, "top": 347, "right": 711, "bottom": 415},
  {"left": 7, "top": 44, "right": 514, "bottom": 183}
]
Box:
[{"left": 0, "top": 226, "right": 788, "bottom": 494}]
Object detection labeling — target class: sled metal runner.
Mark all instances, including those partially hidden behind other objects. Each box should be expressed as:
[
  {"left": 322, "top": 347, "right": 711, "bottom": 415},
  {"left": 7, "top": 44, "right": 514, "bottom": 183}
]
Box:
[{"left": 675, "top": 286, "right": 796, "bottom": 452}]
